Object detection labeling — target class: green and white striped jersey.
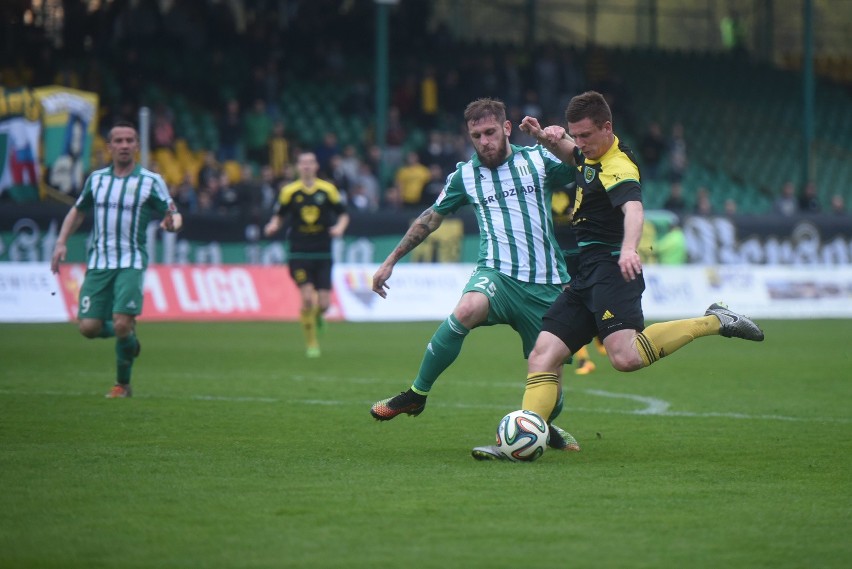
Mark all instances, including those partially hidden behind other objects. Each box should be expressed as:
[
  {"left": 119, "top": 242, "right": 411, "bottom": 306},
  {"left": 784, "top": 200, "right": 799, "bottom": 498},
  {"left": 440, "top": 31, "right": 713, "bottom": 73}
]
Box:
[
  {"left": 74, "top": 164, "right": 173, "bottom": 270},
  {"left": 433, "top": 144, "right": 572, "bottom": 285}
]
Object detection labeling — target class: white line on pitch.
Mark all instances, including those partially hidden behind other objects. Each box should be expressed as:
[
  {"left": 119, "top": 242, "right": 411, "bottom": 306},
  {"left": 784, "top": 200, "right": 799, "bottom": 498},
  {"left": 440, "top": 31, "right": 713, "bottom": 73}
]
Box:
[{"left": 1, "top": 388, "right": 848, "bottom": 424}]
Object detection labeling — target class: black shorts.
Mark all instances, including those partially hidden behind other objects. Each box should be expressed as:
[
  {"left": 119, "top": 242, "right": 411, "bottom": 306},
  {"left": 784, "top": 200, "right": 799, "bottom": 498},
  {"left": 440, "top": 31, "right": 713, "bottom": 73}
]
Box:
[
  {"left": 541, "top": 252, "right": 645, "bottom": 354},
  {"left": 289, "top": 258, "right": 333, "bottom": 290}
]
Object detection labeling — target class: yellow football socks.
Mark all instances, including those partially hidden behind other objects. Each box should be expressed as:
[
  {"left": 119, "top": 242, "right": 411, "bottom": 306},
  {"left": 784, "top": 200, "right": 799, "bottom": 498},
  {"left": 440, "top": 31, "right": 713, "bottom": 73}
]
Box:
[
  {"left": 635, "top": 316, "right": 719, "bottom": 366},
  {"left": 300, "top": 306, "right": 319, "bottom": 349},
  {"left": 522, "top": 372, "right": 560, "bottom": 419}
]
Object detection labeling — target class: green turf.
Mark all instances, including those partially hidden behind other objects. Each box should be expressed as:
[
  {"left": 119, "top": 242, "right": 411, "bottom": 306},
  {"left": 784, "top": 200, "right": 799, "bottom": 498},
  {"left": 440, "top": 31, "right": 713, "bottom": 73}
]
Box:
[{"left": 1, "top": 319, "right": 850, "bottom": 568}]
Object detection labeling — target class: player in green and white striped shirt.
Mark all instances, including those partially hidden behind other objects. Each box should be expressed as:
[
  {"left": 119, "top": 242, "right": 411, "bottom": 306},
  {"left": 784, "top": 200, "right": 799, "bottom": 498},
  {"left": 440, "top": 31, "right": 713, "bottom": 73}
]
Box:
[
  {"left": 51, "top": 121, "right": 182, "bottom": 399},
  {"left": 369, "top": 98, "right": 579, "bottom": 454}
]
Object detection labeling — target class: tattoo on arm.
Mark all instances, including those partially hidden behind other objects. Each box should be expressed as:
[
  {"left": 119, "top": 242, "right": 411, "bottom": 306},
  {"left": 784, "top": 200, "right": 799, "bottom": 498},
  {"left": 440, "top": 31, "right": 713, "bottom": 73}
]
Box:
[{"left": 389, "top": 208, "right": 443, "bottom": 262}]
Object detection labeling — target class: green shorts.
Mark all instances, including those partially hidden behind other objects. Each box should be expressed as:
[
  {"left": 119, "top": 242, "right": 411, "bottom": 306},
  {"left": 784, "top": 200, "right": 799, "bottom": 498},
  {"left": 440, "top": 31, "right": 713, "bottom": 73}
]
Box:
[
  {"left": 78, "top": 268, "right": 145, "bottom": 320},
  {"left": 462, "top": 267, "right": 563, "bottom": 358}
]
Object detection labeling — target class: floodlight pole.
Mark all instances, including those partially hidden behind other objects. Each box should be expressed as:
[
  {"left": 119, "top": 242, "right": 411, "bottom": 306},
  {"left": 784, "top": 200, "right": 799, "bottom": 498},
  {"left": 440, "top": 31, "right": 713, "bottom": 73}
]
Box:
[
  {"left": 138, "top": 106, "right": 150, "bottom": 169},
  {"left": 374, "top": 0, "right": 397, "bottom": 188},
  {"left": 802, "top": 0, "right": 814, "bottom": 187}
]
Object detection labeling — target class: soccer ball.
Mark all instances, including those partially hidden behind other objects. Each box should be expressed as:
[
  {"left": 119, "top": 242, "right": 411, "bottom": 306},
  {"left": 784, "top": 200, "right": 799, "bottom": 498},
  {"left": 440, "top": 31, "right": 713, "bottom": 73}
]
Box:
[{"left": 496, "top": 409, "right": 549, "bottom": 462}]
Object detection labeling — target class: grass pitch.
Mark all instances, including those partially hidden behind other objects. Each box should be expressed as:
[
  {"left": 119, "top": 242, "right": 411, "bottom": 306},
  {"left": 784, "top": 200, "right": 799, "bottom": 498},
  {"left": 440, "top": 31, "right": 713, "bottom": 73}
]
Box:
[{"left": 1, "top": 319, "right": 850, "bottom": 568}]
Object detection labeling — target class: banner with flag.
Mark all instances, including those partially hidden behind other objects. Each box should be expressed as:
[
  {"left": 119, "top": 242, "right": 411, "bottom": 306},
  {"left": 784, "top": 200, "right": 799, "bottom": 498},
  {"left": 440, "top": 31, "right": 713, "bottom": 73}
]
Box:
[
  {"left": 0, "top": 87, "right": 42, "bottom": 203},
  {"left": 33, "top": 86, "right": 99, "bottom": 202}
]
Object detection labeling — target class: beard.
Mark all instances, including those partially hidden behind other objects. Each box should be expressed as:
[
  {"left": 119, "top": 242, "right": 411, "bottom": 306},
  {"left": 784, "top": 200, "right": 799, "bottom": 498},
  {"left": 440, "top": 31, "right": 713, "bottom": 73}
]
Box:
[
  {"left": 476, "top": 137, "right": 509, "bottom": 169},
  {"left": 114, "top": 153, "right": 134, "bottom": 170}
]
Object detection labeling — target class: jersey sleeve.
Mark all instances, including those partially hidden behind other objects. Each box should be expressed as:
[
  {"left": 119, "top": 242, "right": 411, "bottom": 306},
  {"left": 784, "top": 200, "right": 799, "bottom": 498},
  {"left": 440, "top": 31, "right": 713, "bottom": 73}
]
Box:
[
  {"left": 147, "top": 173, "right": 174, "bottom": 214},
  {"left": 540, "top": 146, "right": 575, "bottom": 189},
  {"left": 274, "top": 183, "right": 295, "bottom": 216},
  {"left": 431, "top": 167, "right": 469, "bottom": 215},
  {"left": 600, "top": 155, "right": 642, "bottom": 208},
  {"left": 74, "top": 174, "right": 95, "bottom": 211},
  {"left": 325, "top": 182, "right": 348, "bottom": 214}
]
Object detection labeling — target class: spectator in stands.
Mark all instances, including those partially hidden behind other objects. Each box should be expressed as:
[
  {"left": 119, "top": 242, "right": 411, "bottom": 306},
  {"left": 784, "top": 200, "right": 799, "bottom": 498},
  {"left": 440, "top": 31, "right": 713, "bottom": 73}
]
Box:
[
  {"left": 151, "top": 103, "right": 175, "bottom": 150},
  {"left": 419, "top": 66, "right": 440, "bottom": 130},
  {"left": 535, "top": 45, "right": 560, "bottom": 117},
  {"left": 559, "top": 50, "right": 585, "bottom": 103},
  {"left": 329, "top": 155, "right": 352, "bottom": 195},
  {"left": 395, "top": 151, "right": 431, "bottom": 208},
  {"left": 724, "top": 198, "right": 738, "bottom": 216},
  {"left": 217, "top": 169, "right": 242, "bottom": 215},
  {"left": 235, "top": 163, "right": 264, "bottom": 221},
  {"left": 655, "top": 219, "right": 687, "bottom": 265},
  {"left": 339, "top": 145, "right": 361, "bottom": 186},
  {"left": 354, "top": 162, "right": 381, "bottom": 211},
  {"left": 258, "top": 165, "right": 279, "bottom": 214},
  {"left": 798, "top": 182, "right": 821, "bottom": 213},
  {"left": 773, "top": 181, "right": 799, "bottom": 216},
  {"left": 508, "top": 105, "right": 537, "bottom": 147},
  {"left": 667, "top": 122, "right": 688, "bottom": 182},
  {"left": 663, "top": 181, "right": 687, "bottom": 215},
  {"left": 695, "top": 187, "right": 713, "bottom": 216},
  {"left": 314, "top": 132, "right": 341, "bottom": 178},
  {"left": 197, "top": 151, "right": 221, "bottom": 188},
  {"left": 521, "top": 89, "right": 544, "bottom": 122},
  {"left": 218, "top": 99, "right": 242, "bottom": 162},
  {"left": 830, "top": 193, "right": 846, "bottom": 215},
  {"left": 173, "top": 172, "right": 199, "bottom": 214},
  {"left": 503, "top": 52, "right": 524, "bottom": 107},
  {"left": 420, "top": 164, "right": 447, "bottom": 207},
  {"left": 423, "top": 131, "right": 458, "bottom": 173},
  {"left": 382, "top": 184, "right": 404, "bottom": 211},
  {"left": 384, "top": 106, "right": 407, "bottom": 174},
  {"left": 348, "top": 183, "right": 378, "bottom": 212},
  {"left": 268, "top": 120, "right": 290, "bottom": 179},
  {"left": 440, "top": 70, "right": 465, "bottom": 121},
  {"left": 392, "top": 73, "right": 419, "bottom": 120},
  {"left": 639, "top": 121, "right": 666, "bottom": 180},
  {"left": 242, "top": 98, "right": 273, "bottom": 166},
  {"left": 196, "top": 167, "right": 240, "bottom": 217}
]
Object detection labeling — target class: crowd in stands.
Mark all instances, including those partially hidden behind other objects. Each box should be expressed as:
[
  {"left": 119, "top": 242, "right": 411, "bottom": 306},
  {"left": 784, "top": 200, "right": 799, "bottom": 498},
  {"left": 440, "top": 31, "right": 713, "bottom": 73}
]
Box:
[{"left": 1, "top": 0, "right": 847, "bottom": 218}]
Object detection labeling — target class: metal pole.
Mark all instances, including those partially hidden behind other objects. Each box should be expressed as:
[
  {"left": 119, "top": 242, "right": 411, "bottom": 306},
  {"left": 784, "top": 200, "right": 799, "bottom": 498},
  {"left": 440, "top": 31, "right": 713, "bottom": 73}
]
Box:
[
  {"left": 374, "top": 1, "right": 390, "bottom": 188},
  {"left": 802, "top": 0, "right": 814, "bottom": 186},
  {"left": 138, "top": 106, "right": 150, "bottom": 169}
]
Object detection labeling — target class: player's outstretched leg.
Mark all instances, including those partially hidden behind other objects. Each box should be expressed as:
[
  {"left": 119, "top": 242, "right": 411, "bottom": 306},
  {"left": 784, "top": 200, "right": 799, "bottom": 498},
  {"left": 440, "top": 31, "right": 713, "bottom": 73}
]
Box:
[
  {"left": 370, "top": 314, "right": 469, "bottom": 421},
  {"left": 370, "top": 388, "right": 427, "bottom": 421},
  {"left": 705, "top": 302, "right": 765, "bottom": 341},
  {"left": 471, "top": 445, "right": 505, "bottom": 461},
  {"left": 547, "top": 424, "right": 581, "bottom": 452}
]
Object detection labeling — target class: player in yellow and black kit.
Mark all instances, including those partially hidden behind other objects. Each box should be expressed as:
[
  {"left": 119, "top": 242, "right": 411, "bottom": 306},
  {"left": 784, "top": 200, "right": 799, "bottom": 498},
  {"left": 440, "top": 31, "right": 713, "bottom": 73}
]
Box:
[
  {"left": 264, "top": 151, "right": 349, "bottom": 358},
  {"left": 552, "top": 186, "right": 606, "bottom": 375},
  {"left": 509, "top": 91, "right": 764, "bottom": 435}
]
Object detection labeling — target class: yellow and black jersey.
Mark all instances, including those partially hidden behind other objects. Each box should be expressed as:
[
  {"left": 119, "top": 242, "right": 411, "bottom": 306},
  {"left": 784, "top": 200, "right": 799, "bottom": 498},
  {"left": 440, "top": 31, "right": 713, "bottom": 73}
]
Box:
[
  {"left": 274, "top": 178, "right": 346, "bottom": 258},
  {"left": 551, "top": 184, "right": 581, "bottom": 277},
  {"left": 571, "top": 135, "right": 641, "bottom": 250}
]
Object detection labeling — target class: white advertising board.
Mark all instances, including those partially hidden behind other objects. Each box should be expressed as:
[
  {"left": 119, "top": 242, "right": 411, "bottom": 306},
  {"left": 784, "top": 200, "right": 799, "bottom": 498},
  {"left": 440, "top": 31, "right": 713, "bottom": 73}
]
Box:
[
  {"left": 2, "top": 263, "right": 851, "bottom": 323},
  {"left": 332, "top": 264, "right": 474, "bottom": 321},
  {"left": 0, "top": 263, "right": 66, "bottom": 322}
]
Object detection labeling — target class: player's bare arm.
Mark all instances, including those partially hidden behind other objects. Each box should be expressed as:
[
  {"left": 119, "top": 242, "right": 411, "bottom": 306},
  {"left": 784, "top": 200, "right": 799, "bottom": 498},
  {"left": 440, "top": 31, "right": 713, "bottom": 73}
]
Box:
[
  {"left": 329, "top": 212, "right": 350, "bottom": 238},
  {"left": 372, "top": 208, "right": 445, "bottom": 297},
  {"left": 51, "top": 207, "right": 86, "bottom": 273},
  {"left": 160, "top": 210, "right": 183, "bottom": 233},
  {"left": 519, "top": 116, "right": 578, "bottom": 165},
  {"left": 263, "top": 214, "right": 282, "bottom": 237},
  {"left": 619, "top": 200, "right": 644, "bottom": 282}
]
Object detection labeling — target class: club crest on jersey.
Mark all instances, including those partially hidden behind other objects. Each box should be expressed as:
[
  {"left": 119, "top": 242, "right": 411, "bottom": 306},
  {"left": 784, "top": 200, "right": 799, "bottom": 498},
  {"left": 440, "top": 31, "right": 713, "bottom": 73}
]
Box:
[
  {"left": 127, "top": 179, "right": 138, "bottom": 192},
  {"left": 301, "top": 205, "right": 320, "bottom": 225},
  {"left": 583, "top": 166, "right": 596, "bottom": 184}
]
